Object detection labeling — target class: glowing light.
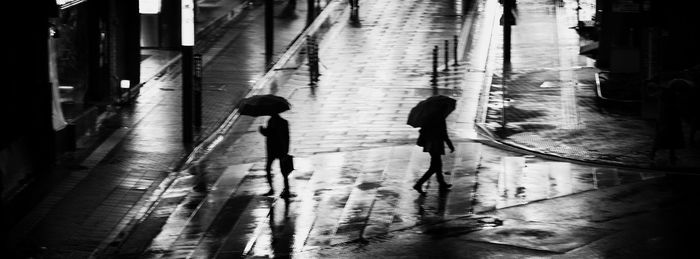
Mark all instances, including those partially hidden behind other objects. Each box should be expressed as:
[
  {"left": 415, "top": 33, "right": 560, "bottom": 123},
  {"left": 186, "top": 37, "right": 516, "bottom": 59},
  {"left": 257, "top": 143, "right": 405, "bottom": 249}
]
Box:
[
  {"left": 121, "top": 80, "right": 131, "bottom": 89},
  {"left": 181, "top": 0, "right": 195, "bottom": 46},
  {"left": 139, "top": 0, "right": 161, "bottom": 14}
]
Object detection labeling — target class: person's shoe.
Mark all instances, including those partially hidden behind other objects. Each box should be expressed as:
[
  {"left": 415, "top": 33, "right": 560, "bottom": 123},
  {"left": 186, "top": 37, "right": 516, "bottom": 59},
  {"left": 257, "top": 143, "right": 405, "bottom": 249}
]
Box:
[
  {"left": 280, "top": 190, "right": 296, "bottom": 198},
  {"left": 412, "top": 184, "right": 426, "bottom": 195}
]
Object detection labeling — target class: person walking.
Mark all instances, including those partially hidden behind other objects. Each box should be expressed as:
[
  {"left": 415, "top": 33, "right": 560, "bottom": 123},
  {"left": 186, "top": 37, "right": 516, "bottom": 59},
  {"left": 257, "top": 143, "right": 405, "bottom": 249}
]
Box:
[
  {"left": 260, "top": 113, "right": 292, "bottom": 197},
  {"left": 413, "top": 117, "right": 455, "bottom": 195}
]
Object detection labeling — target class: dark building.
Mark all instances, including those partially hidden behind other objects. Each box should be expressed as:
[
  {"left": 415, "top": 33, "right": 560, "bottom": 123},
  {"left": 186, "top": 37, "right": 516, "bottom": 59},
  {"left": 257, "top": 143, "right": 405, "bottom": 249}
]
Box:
[
  {"left": 1, "top": 0, "right": 141, "bottom": 223},
  {"left": 581, "top": 0, "right": 700, "bottom": 118}
]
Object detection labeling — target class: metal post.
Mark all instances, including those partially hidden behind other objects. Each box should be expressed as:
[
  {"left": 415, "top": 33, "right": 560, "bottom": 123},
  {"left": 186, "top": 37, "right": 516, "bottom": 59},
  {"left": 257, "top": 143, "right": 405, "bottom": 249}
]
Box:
[
  {"left": 432, "top": 45, "right": 438, "bottom": 93},
  {"left": 265, "top": 0, "right": 274, "bottom": 64},
  {"left": 182, "top": 0, "right": 195, "bottom": 144},
  {"left": 307, "top": 0, "right": 315, "bottom": 27},
  {"left": 444, "top": 40, "right": 449, "bottom": 71},
  {"left": 453, "top": 35, "right": 459, "bottom": 66},
  {"left": 503, "top": 0, "right": 512, "bottom": 62},
  {"left": 308, "top": 35, "right": 319, "bottom": 85},
  {"left": 462, "top": 0, "right": 469, "bottom": 15},
  {"left": 194, "top": 54, "right": 203, "bottom": 130},
  {"left": 182, "top": 46, "right": 194, "bottom": 144}
]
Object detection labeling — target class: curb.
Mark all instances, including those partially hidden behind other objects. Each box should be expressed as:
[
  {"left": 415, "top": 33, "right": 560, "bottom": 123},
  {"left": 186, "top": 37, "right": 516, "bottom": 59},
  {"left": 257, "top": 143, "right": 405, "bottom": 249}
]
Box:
[
  {"left": 469, "top": 1, "right": 694, "bottom": 175},
  {"left": 473, "top": 124, "right": 698, "bottom": 174}
]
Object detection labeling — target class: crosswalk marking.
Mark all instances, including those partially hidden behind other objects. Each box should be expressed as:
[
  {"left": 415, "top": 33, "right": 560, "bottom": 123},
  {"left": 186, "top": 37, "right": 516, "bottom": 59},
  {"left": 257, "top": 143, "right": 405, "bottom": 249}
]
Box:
[
  {"left": 389, "top": 146, "right": 431, "bottom": 232},
  {"left": 547, "top": 162, "right": 574, "bottom": 199},
  {"left": 186, "top": 172, "right": 270, "bottom": 258},
  {"left": 301, "top": 151, "right": 363, "bottom": 249},
  {"left": 363, "top": 146, "right": 412, "bottom": 239},
  {"left": 288, "top": 154, "right": 346, "bottom": 254},
  {"left": 213, "top": 196, "right": 273, "bottom": 258},
  {"left": 145, "top": 164, "right": 251, "bottom": 256},
  {"left": 445, "top": 143, "right": 481, "bottom": 217}
]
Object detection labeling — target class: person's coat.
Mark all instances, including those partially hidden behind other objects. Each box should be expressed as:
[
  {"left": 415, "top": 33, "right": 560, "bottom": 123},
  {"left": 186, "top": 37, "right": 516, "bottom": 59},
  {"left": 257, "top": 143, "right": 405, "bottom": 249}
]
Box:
[
  {"left": 417, "top": 119, "right": 449, "bottom": 155},
  {"left": 260, "top": 116, "right": 290, "bottom": 157}
]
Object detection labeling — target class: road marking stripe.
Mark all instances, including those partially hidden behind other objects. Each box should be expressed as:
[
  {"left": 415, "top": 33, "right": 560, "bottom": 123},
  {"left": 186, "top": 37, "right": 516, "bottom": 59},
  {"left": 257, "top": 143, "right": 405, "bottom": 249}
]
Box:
[
  {"left": 445, "top": 143, "right": 481, "bottom": 217},
  {"left": 146, "top": 164, "right": 251, "bottom": 255}
]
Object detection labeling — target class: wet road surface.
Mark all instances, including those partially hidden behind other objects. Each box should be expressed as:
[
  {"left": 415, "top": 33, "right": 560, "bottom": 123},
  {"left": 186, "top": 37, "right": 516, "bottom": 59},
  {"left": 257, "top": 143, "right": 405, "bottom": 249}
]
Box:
[{"left": 106, "top": 0, "right": 700, "bottom": 258}]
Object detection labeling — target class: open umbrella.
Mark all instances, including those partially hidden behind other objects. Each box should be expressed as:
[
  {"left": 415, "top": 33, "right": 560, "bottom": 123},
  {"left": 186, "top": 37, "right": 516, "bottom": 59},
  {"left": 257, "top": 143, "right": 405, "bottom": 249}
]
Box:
[
  {"left": 407, "top": 95, "right": 456, "bottom": 128},
  {"left": 239, "top": 94, "right": 291, "bottom": 116}
]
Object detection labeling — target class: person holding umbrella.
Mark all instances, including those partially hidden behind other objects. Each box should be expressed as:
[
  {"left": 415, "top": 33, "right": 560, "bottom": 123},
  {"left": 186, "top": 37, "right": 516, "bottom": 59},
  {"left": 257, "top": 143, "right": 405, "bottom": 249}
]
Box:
[
  {"left": 239, "top": 94, "right": 294, "bottom": 197},
  {"left": 408, "top": 95, "right": 456, "bottom": 195},
  {"left": 259, "top": 113, "right": 292, "bottom": 197}
]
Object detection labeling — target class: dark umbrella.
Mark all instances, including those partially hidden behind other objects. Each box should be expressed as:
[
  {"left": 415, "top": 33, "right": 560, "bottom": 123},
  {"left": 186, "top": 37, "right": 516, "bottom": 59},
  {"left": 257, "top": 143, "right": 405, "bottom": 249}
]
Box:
[
  {"left": 407, "top": 95, "right": 456, "bottom": 128},
  {"left": 239, "top": 94, "right": 291, "bottom": 116}
]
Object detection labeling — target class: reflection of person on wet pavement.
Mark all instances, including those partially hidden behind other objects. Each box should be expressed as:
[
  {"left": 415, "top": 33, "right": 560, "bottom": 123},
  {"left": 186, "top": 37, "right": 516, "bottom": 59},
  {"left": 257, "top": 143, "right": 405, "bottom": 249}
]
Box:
[
  {"left": 413, "top": 118, "right": 454, "bottom": 195},
  {"left": 259, "top": 113, "right": 291, "bottom": 197},
  {"left": 269, "top": 197, "right": 295, "bottom": 258}
]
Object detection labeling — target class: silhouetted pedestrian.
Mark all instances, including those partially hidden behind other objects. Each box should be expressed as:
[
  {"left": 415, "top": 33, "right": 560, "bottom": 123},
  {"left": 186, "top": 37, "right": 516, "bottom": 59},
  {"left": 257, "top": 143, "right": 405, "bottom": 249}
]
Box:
[
  {"left": 260, "top": 113, "right": 292, "bottom": 197},
  {"left": 651, "top": 80, "right": 685, "bottom": 163},
  {"left": 413, "top": 118, "right": 455, "bottom": 195}
]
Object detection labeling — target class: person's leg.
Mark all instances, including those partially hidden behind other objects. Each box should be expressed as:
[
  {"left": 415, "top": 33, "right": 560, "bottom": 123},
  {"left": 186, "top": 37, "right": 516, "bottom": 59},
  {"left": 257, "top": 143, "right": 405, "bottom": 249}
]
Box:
[
  {"left": 282, "top": 175, "right": 290, "bottom": 191},
  {"left": 431, "top": 154, "right": 452, "bottom": 190},
  {"left": 414, "top": 153, "right": 439, "bottom": 194},
  {"left": 265, "top": 154, "right": 274, "bottom": 189},
  {"left": 281, "top": 156, "right": 290, "bottom": 193}
]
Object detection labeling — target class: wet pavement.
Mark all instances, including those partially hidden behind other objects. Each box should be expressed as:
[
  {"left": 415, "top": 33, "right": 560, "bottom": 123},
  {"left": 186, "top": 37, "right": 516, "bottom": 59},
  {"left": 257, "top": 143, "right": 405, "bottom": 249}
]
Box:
[
  {"left": 122, "top": 143, "right": 679, "bottom": 258},
  {"left": 106, "top": 0, "right": 699, "bottom": 258},
  {"left": 9, "top": 0, "right": 700, "bottom": 258},
  {"left": 477, "top": 0, "right": 700, "bottom": 172}
]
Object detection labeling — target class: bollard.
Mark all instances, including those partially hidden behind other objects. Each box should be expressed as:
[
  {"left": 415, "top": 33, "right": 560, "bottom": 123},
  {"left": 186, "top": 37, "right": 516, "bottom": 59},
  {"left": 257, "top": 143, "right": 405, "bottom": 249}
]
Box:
[
  {"left": 307, "top": 0, "right": 315, "bottom": 27},
  {"left": 444, "top": 40, "right": 449, "bottom": 71},
  {"left": 307, "top": 35, "right": 320, "bottom": 85},
  {"left": 453, "top": 35, "right": 459, "bottom": 66},
  {"left": 182, "top": 46, "right": 194, "bottom": 144},
  {"left": 194, "top": 54, "right": 203, "bottom": 130},
  {"left": 432, "top": 45, "right": 438, "bottom": 92}
]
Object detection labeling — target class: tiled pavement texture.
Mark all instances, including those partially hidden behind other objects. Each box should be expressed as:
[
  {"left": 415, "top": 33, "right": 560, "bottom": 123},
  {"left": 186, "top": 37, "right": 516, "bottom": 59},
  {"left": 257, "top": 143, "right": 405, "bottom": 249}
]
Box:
[
  {"left": 107, "top": 0, "right": 698, "bottom": 258},
  {"left": 113, "top": 143, "right": 668, "bottom": 258},
  {"left": 108, "top": 0, "right": 480, "bottom": 256},
  {"left": 479, "top": 0, "right": 700, "bottom": 172},
  {"left": 207, "top": 0, "right": 471, "bottom": 167}
]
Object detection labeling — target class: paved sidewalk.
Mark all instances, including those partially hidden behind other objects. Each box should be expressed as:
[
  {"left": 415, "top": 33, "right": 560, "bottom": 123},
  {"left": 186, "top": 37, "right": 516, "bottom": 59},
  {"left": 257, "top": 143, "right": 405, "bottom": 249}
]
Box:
[
  {"left": 103, "top": 0, "right": 699, "bottom": 258},
  {"left": 477, "top": 0, "right": 700, "bottom": 172},
  {"left": 6, "top": 0, "right": 323, "bottom": 258},
  {"left": 106, "top": 0, "right": 480, "bottom": 257}
]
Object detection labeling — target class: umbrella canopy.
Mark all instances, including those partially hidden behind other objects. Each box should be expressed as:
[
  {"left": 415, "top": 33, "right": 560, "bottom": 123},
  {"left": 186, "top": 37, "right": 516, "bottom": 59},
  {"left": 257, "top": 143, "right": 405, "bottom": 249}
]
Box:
[
  {"left": 407, "top": 95, "right": 456, "bottom": 128},
  {"left": 239, "top": 94, "right": 291, "bottom": 116}
]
